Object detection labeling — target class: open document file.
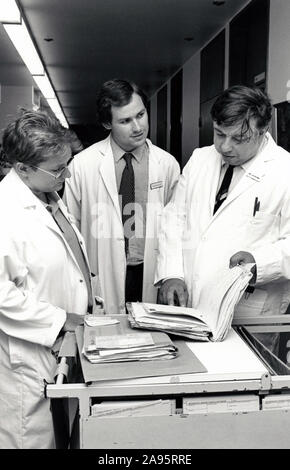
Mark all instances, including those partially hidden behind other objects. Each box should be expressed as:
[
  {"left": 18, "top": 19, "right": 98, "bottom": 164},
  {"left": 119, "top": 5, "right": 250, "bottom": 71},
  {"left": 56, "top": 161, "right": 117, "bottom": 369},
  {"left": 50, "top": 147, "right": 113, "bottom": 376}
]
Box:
[{"left": 128, "top": 264, "right": 253, "bottom": 342}]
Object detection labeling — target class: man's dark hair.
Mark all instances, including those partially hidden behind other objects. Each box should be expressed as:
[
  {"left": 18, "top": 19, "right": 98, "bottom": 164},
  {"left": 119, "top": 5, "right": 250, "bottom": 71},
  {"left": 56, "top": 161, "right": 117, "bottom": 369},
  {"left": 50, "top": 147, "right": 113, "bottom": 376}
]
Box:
[
  {"left": 96, "top": 79, "right": 148, "bottom": 126},
  {"left": 211, "top": 85, "right": 272, "bottom": 136},
  {"left": 2, "top": 109, "right": 70, "bottom": 166}
]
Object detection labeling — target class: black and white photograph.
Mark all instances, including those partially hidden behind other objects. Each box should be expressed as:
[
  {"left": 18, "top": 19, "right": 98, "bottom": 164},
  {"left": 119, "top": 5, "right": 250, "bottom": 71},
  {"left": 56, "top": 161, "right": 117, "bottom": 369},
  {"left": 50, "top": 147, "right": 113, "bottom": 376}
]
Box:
[{"left": 0, "top": 0, "right": 290, "bottom": 452}]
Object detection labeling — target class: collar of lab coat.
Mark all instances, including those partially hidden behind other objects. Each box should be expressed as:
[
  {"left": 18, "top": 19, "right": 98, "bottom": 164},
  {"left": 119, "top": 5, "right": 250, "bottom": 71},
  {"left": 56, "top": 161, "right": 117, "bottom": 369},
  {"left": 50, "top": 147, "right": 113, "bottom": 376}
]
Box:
[
  {"left": 3, "top": 168, "right": 77, "bottom": 238},
  {"left": 6, "top": 168, "right": 66, "bottom": 221},
  {"left": 109, "top": 135, "right": 147, "bottom": 163},
  {"left": 98, "top": 135, "right": 162, "bottom": 221},
  {"left": 211, "top": 132, "right": 276, "bottom": 218},
  {"left": 4, "top": 168, "right": 56, "bottom": 211},
  {"left": 3, "top": 168, "right": 90, "bottom": 274}
]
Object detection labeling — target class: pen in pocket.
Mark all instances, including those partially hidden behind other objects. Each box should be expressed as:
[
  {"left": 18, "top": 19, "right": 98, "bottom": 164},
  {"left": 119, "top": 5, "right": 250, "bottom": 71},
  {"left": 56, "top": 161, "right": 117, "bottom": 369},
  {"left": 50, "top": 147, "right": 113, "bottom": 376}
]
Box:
[{"left": 253, "top": 197, "right": 260, "bottom": 217}]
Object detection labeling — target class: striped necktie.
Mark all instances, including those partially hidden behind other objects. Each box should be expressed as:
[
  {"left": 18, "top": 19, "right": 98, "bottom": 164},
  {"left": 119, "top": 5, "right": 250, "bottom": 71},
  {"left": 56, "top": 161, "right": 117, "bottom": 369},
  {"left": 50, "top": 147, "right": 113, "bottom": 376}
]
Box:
[{"left": 213, "top": 165, "right": 234, "bottom": 214}]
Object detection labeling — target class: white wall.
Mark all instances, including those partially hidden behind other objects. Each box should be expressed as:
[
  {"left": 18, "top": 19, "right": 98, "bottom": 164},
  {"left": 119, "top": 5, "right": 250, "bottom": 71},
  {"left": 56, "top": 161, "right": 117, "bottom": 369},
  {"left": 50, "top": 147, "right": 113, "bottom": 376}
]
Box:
[{"left": 268, "top": 0, "right": 290, "bottom": 104}]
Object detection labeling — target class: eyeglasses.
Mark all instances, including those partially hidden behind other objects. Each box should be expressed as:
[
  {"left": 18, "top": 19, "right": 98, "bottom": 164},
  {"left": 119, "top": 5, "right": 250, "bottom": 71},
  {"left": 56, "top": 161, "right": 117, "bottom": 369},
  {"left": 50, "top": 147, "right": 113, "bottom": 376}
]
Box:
[{"left": 30, "top": 165, "right": 68, "bottom": 179}]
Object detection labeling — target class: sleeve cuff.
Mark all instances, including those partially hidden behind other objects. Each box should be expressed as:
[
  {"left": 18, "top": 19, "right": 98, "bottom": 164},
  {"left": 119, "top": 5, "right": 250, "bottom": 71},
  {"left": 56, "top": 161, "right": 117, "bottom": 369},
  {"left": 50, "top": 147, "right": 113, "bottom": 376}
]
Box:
[{"left": 43, "top": 307, "right": 67, "bottom": 348}]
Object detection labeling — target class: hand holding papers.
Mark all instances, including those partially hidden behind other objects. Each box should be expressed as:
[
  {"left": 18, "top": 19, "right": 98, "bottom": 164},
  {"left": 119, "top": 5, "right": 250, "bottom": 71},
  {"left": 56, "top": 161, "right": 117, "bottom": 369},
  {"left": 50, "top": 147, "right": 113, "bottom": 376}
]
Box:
[{"left": 128, "top": 264, "right": 253, "bottom": 342}]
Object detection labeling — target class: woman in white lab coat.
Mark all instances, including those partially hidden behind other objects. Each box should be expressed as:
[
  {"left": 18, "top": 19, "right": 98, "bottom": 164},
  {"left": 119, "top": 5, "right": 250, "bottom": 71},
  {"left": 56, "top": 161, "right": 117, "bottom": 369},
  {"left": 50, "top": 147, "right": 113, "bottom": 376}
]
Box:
[{"left": 0, "top": 110, "right": 92, "bottom": 449}]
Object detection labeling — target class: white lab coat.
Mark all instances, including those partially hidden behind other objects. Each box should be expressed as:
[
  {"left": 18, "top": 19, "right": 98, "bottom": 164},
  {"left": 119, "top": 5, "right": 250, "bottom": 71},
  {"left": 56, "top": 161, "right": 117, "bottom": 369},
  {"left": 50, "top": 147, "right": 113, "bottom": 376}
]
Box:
[
  {"left": 64, "top": 136, "right": 180, "bottom": 314},
  {"left": 0, "top": 169, "right": 91, "bottom": 449},
  {"left": 156, "top": 134, "right": 290, "bottom": 320}
]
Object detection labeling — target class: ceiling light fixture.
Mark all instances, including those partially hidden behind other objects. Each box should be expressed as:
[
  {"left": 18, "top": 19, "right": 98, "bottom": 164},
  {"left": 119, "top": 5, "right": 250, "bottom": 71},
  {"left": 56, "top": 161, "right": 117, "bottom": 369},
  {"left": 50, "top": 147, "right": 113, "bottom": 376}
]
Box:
[
  {"left": 32, "top": 73, "right": 56, "bottom": 99},
  {"left": 46, "top": 98, "right": 67, "bottom": 127},
  {"left": 4, "top": 21, "right": 44, "bottom": 75},
  {"left": 0, "top": 0, "right": 21, "bottom": 23},
  {"left": 213, "top": 1, "right": 226, "bottom": 5},
  {"left": 0, "top": 1, "right": 68, "bottom": 127}
]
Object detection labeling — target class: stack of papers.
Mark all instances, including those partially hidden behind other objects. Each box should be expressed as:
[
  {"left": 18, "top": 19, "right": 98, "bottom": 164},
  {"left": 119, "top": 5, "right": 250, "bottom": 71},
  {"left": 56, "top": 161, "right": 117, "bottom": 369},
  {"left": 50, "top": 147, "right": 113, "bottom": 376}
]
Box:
[
  {"left": 76, "top": 318, "right": 207, "bottom": 382},
  {"left": 83, "top": 329, "right": 178, "bottom": 363},
  {"left": 91, "top": 399, "right": 175, "bottom": 417},
  {"left": 128, "top": 264, "right": 253, "bottom": 342},
  {"left": 128, "top": 303, "right": 211, "bottom": 341}
]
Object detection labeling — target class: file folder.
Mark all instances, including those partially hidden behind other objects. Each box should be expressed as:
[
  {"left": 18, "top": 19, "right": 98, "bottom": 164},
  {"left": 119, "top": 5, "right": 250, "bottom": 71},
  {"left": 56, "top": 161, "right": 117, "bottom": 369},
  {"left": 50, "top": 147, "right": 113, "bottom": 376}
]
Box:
[{"left": 75, "top": 317, "right": 207, "bottom": 383}]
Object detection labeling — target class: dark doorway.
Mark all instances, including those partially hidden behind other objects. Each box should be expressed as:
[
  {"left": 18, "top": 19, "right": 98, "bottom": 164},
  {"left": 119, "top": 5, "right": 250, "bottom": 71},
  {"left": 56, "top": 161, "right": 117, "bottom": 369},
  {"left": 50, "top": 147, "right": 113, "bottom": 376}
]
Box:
[
  {"left": 229, "top": 0, "right": 269, "bottom": 89},
  {"left": 170, "top": 69, "right": 183, "bottom": 165},
  {"left": 199, "top": 30, "right": 225, "bottom": 147},
  {"left": 157, "top": 85, "right": 168, "bottom": 151}
]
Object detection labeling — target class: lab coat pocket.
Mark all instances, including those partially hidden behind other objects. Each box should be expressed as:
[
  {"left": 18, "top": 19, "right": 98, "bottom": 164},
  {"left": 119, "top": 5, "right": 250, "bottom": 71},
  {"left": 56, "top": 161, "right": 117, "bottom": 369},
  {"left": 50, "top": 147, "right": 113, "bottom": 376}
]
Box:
[
  {"left": 234, "top": 288, "right": 267, "bottom": 317},
  {"left": 8, "top": 338, "right": 56, "bottom": 394},
  {"left": 0, "top": 390, "right": 22, "bottom": 448},
  {"left": 249, "top": 211, "right": 279, "bottom": 243}
]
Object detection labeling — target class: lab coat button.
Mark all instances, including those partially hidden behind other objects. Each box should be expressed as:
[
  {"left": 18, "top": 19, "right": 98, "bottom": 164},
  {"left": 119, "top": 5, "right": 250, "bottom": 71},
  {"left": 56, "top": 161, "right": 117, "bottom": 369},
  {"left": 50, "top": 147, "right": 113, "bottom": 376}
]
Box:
[{"left": 79, "top": 279, "right": 83, "bottom": 283}]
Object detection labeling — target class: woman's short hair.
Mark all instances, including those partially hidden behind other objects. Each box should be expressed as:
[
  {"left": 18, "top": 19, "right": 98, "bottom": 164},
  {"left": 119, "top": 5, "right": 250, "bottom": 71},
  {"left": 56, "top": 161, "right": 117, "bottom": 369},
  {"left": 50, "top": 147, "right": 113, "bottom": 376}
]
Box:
[
  {"left": 211, "top": 85, "right": 272, "bottom": 135},
  {"left": 96, "top": 79, "right": 148, "bottom": 126},
  {"left": 65, "top": 128, "right": 84, "bottom": 155},
  {"left": 2, "top": 109, "right": 70, "bottom": 166}
]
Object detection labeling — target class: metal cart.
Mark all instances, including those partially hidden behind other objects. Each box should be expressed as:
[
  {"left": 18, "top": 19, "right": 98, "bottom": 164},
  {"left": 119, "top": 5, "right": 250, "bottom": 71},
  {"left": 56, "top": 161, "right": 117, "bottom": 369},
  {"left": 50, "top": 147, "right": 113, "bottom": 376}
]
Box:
[{"left": 47, "top": 314, "right": 290, "bottom": 449}]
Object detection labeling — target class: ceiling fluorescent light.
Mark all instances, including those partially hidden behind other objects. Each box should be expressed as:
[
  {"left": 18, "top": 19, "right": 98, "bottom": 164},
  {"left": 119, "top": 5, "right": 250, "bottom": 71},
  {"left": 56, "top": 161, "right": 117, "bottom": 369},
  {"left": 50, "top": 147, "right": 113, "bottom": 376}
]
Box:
[
  {"left": 0, "top": 0, "right": 21, "bottom": 23},
  {"left": 46, "top": 98, "right": 69, "bottom": 128},
  {"left": 59, "top": 118, "right": 69, "bottom": 129},
  {"left": 4, "top": 20, "right": 44, "bottom": 75},
  {"left": 33, "top": 74, "right": 55, "bottom": 99},
  {"left": 46, "top": 97, "right": 62, "bottom": 116},
  {"left": 2, "top": 4, "right": 69, "bottom": 127}
]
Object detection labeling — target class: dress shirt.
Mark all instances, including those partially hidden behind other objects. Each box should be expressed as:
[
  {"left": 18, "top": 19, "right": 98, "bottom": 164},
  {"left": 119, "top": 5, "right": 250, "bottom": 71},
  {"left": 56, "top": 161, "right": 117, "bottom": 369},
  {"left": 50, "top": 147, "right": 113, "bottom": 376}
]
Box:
[
  {"left": 111, "top": 136, "right": 149, "bottom": 266},
  {"left": 217, "top": 135, "right": 268, "bottom": 194}
]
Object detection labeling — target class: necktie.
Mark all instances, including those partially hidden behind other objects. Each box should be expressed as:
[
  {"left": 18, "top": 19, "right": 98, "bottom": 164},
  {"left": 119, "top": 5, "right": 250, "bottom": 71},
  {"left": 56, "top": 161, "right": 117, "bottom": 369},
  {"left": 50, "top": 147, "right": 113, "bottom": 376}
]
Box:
[
  {"left": 213, "top": 165, "right": 234, "bottom": 214},
  {"left": 47, "top": 205, "right": 93, "bottom": 310},
  {"left": 119, "top": 152, "right": 135, "bottom": 253}
]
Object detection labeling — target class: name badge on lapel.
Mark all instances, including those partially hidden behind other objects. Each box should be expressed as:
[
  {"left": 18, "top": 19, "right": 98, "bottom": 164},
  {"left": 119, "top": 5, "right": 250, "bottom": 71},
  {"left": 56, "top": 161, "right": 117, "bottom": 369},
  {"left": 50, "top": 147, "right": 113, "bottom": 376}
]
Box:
[
  {"left": 150, "top": 181, "right": 163, "bottom": 190},
  {"left": 246, "top": 172, "right": 261, "bottom": 182}
]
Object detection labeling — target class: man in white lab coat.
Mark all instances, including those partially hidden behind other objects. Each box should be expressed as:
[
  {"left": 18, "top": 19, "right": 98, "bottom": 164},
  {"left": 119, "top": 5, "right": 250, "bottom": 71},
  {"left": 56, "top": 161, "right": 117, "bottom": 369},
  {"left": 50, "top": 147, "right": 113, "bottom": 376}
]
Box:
[
  {"left": 156, "top": 85, "right": 290, "bottom": 352},
  {"left": 64, "top": 79, "right": 180, "bottom": 315}
]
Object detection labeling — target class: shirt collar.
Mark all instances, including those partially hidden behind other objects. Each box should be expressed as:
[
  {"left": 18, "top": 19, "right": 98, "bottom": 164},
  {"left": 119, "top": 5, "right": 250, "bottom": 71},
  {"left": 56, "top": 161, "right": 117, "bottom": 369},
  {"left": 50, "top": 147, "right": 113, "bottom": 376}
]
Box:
[
  {"left": 220, "top": 160, "right": 249, "bottom": 173},
  {"left": 221, "top": 147, "right": 267, "bottom": 174},
  {"left": 110, "top": 134, "right": 147, "bottom": 163}
]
